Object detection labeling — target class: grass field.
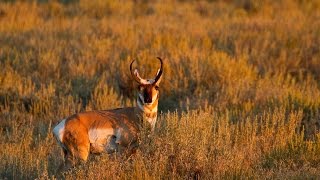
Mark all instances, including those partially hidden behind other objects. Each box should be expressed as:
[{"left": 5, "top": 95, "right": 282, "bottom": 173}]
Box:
[{"left": 0, "top": 0, "right": 320, "bottom": 179}]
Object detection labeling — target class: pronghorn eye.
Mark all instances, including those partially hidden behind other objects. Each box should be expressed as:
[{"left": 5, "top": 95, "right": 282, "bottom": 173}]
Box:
[
  {"left": 155, "top": 86, "right": 159, "bottom": 90},
  {"left": 138, "top": 85, "right": 144, "bottom": 91}
]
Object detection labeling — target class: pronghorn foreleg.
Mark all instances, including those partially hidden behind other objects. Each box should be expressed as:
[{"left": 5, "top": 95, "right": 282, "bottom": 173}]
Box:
[{"left": 114, "top": 132, "right": 139, "bottom": 157}]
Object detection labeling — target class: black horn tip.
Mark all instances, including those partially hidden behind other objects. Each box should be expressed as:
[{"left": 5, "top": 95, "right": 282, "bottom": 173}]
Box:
[
  {"left": 153, "top": 57, "right": 163, "bottom": 83},
  {"left": 130, "top": 59, "right": 137, "bottom": 73},
  {"left": 156, "top": 57, "right": 163, "bottom": 69},
  {"left": 130, "top": 59, "right": 135, "bottom": 69}
]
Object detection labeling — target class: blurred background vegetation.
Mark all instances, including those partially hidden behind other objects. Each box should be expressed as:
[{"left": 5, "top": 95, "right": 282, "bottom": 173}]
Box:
[{"left": 0, "top": 0, "right": 320, "bottom": 179}]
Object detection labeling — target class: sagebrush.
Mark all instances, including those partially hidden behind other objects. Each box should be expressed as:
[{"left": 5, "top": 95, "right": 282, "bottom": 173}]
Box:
[{"left": 0, "top": 0, "right": 320, "bottom": 179}]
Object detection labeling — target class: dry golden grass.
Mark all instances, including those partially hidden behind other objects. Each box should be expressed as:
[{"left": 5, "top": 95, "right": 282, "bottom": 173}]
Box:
[{"left": 0, "top": 0, "right": 320, "bottom": 179}]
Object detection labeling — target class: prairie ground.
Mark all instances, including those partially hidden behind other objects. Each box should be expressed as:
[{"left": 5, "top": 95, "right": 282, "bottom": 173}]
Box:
[{"left": 0, "top": 0, "right": 320, "bottom": 179}]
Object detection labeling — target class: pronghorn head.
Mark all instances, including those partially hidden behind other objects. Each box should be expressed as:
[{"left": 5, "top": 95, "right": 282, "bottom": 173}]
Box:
[{"left": 130, "top": 57, "right": 163, "bottom": 107}]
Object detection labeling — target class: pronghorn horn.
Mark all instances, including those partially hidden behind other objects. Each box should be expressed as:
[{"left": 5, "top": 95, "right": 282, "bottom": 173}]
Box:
[
  {"left": 130, "top": 59, "right": 144, "bottom": 84},
  {"left": 153, "top": 57, "right": 163, "bottom": 84}
]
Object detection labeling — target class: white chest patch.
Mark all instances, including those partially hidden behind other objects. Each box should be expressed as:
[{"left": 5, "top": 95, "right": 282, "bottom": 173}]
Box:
[
  {"left": 53, "top": 119, "right": 66, "bottom": 149},
  {"left": 146, "top": 117, "right": 157, "bottom": 131},
  {"left": 89, "top": 128, "right": 117, "bottom": 153},
  {"left": 89, "top": 128, "right": 115, "bottom": 143},
  {"left": 88, "top": 128, "right": 115, "bottom": 145}
]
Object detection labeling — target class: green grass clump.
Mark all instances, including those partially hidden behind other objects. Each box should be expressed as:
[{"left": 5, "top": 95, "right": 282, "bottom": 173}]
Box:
[{"left": 0, "top": 0, "right": 320, "bottom": 179}]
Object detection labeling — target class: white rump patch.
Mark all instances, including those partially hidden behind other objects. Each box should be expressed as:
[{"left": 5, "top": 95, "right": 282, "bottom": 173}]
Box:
[{"left": 53, "top": 119, "right": 66, "bottom": 149}]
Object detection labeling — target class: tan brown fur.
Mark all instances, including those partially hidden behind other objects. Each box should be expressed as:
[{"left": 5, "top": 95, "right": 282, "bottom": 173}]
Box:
[{"left": 60, "top": 108, "right": 140, "bottom": 169}]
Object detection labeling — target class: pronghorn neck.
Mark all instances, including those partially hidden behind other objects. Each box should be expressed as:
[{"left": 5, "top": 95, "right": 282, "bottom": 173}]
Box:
[
  {"left": 135, "top": 94, "right": 159, "bottom": 131},
  {"left": 130, "top": 57, "right": 163, "bottom": 131}
]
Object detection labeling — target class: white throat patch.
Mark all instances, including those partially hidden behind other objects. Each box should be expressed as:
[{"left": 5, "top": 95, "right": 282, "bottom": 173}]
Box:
[
  {"left": 146, "top": 116, "right": 157, "bottom": 131},
  {"left": 136, "top": 93, "right": 158, "bottom": 131}
]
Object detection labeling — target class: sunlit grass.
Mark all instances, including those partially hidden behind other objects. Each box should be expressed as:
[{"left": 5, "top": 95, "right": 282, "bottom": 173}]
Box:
[{"left": 0, "top": 0, "right": 320, "bottom": 179}]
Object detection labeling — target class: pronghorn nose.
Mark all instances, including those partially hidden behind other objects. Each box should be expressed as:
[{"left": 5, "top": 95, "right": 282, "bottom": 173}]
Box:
[
  {"left": 143, "top": 92, "right": 152, "bottom": 103},
  {"left": 145, "top": 96, "right": 152, "bottom": 103}
]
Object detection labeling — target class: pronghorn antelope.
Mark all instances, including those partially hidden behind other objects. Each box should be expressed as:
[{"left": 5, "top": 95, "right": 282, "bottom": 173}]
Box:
[{"left": 53, "top": 57, "right": 163, "bottom": 170}]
